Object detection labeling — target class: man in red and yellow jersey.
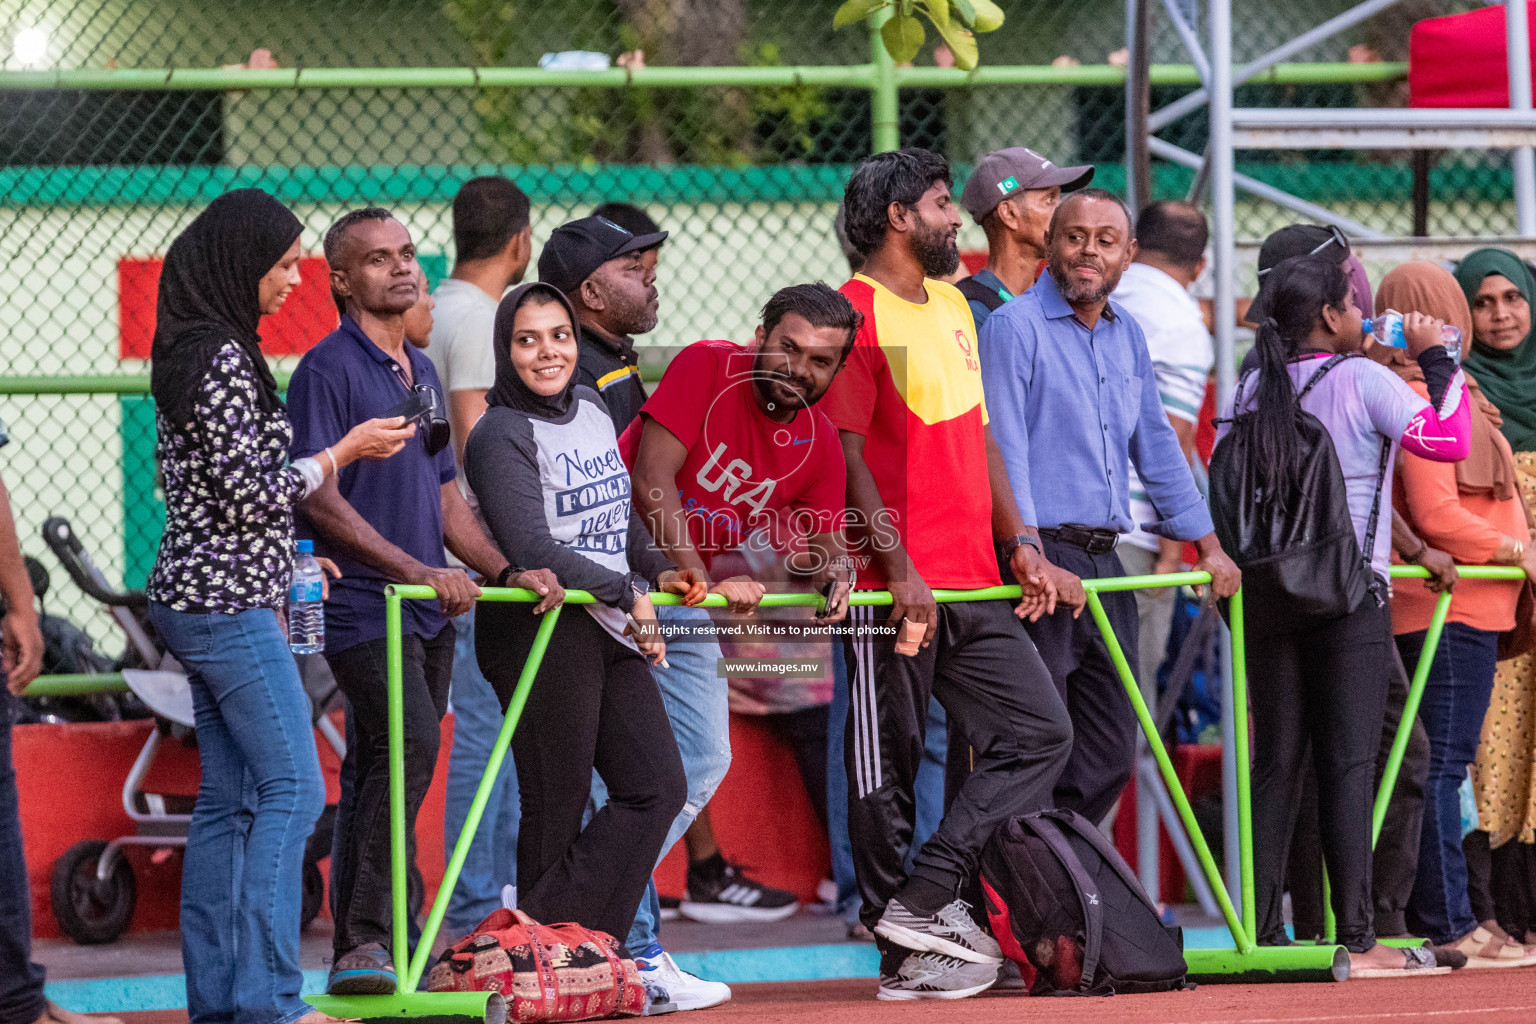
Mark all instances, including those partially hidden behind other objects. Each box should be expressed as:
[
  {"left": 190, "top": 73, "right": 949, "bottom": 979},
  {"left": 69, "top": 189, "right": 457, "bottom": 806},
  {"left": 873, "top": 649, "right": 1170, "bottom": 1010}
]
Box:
[{"left": 821, "top": 148, "right": 1079, "bottom": 1000}]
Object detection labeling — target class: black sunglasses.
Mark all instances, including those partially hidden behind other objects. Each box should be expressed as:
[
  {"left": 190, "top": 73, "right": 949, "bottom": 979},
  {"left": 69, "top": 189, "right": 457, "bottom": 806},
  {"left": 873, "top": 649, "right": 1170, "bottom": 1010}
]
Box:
[
  {"left": 1257, "top": 224, "right": 1349, "bottom": 279},
  {"left": 415, "top": 383, "right": 451, "bottom": 457}
]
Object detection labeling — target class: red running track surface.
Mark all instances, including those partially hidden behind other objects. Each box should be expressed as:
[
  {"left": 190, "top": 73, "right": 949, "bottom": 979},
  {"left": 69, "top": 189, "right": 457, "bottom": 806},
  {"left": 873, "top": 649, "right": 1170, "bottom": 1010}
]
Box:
[{"left": 115, "top": 970, "right": 1536, "bottom": 1024}]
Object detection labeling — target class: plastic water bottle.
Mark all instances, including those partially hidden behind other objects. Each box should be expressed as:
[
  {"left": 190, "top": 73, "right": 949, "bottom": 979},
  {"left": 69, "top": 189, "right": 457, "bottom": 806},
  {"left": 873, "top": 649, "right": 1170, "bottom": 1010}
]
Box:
[
  {"left": 288, "top": 539, "right": 326, "bottom": 654},
  {"left": 1363, "top": 309, "right": 1462, "bottom": 363}
]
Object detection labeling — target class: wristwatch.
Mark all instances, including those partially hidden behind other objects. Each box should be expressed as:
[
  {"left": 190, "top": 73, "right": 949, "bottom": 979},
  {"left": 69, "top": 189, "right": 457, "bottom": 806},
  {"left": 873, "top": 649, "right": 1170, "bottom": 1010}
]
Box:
[
  {"left": 1001, "top": 534, "right": 1041, "bottom": 559},
  {"left": 494, "top": 564, "right": 524, "bottom": 588}
]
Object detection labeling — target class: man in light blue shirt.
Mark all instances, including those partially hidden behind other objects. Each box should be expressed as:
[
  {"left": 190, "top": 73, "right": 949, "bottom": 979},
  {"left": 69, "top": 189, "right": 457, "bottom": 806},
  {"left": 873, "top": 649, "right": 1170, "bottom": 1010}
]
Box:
[{"left": 978, "top": 187, "right": 1241, "bottom": 824}]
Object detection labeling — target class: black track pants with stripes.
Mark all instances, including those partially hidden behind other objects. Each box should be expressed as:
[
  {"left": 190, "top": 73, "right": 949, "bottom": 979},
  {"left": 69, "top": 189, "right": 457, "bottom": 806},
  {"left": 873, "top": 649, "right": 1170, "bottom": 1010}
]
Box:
[{"left": 842, "top": 599, "right": 1073, "bottom": 930}]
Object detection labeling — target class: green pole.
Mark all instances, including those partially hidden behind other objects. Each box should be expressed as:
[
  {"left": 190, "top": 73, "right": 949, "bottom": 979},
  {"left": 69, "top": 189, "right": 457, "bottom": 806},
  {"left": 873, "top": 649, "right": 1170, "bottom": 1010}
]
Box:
[
  {"left": 1083, "top": 585, "right": 1253, "bottom": 952},
  {"left": 386, "top": 592, "right": 411, "bottom": 985},
  {"left": 870, "top": 8, "right": 900, "bottom": 153},
  {"left": 0, "top": 62, "right": 1405, "bottom": 93},
  {"left": 21, "top": 673, "right": 128, "bottom": 697},
  {"left": 1371, "top": 589, "right": 1454, "bottom": 845},
  {"left": 1228, "top": 588, "right": 1256, "bottom": 937},
  {"left": 404, "top": 604, "right": 565, "bottom": 991},
  {"left": 1322, "top": 865, "right": 1335, "bottom": 944}
]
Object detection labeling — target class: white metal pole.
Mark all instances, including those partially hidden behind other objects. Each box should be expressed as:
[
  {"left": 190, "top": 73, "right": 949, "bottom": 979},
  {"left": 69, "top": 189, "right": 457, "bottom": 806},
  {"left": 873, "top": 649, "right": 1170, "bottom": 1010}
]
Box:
[
  {"left": 1210, "top": 0, "right": 1242, "bottom": 903},
  {"left": 1126, "top": 0, "right": 1143, "bottom": 217},
  {"left": 1508, "top": 0, "right": 1536, "bottom": 236}
]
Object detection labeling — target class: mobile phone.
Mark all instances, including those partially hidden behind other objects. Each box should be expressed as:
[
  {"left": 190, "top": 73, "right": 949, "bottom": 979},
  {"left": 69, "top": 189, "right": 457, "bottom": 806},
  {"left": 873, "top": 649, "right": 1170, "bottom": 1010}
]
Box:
[
  {"left": 819, "top": 577, "right": 839, "bottom": 615},
  {"left": 382, "top": 390, "right": 434, "bottom": 427}
]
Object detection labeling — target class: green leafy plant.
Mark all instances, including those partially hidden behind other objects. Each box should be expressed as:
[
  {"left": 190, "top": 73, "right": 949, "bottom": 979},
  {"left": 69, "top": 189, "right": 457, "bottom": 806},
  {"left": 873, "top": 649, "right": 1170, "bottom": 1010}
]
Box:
[{"left": 832, "top": 0, "right": 1005, "bottom": 70}]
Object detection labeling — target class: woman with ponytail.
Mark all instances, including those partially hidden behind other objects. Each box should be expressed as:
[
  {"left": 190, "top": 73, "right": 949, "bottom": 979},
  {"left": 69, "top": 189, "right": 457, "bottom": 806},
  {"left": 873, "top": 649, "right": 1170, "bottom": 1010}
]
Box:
[{"left": 1218, "top": 254, "right": 1471, "bottom": 976}]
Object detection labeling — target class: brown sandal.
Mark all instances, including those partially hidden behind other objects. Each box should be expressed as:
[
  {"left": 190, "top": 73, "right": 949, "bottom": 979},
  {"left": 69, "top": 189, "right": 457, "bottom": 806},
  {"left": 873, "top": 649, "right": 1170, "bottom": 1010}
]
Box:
[{"left": 1440, "top": 926, "right": 1536, "bottom": 969}]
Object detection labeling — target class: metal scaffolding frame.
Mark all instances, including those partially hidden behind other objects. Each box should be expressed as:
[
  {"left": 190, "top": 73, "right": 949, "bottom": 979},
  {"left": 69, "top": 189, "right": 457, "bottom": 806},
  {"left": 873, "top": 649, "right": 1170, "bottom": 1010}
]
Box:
[{"left": 1122, "top": 0, "right": 1536, "bottom": 904}]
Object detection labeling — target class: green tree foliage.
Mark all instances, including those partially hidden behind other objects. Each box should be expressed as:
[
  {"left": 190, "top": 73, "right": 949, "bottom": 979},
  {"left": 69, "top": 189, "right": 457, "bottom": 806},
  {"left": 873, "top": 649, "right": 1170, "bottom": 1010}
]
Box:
[{"left": 832, "top": 0, "right": 1005, "bottom": 69}]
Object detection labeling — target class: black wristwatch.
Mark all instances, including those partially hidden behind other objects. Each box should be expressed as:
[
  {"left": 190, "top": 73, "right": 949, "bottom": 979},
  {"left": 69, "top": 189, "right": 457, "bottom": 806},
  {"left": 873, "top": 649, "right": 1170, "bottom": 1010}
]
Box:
[
  {"left": 1001, "top": 534, "right": 1041, "bottom": 559},
  {"left": 495, "top": 564, "right": 524, "bottom": 588}
]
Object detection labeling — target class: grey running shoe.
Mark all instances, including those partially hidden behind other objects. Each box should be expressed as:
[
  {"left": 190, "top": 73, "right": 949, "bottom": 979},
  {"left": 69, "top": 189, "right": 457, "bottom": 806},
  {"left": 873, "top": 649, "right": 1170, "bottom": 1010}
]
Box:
[
  {"left": 875, "top": 898, "right": 1003, "bottom": 964},
  {"left": 877, "top": 948, "right": 999, "bottom": 1001}
]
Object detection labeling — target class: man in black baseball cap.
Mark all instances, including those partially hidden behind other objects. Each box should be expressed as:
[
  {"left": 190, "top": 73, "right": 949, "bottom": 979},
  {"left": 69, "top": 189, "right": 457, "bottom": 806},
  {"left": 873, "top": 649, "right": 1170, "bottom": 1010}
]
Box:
[
  {"left": 956, "top": 146, "right": 1094, "bottom": 328},
  {"left": 538, "top": 214, "right": 667, "bottom": 431}
]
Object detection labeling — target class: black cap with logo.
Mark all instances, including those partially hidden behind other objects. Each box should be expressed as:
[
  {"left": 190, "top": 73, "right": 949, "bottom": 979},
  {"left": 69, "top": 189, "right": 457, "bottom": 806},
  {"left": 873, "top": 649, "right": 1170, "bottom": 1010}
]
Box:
[{"left": 537, "top": 215, "right": 668, "bottom": 295}]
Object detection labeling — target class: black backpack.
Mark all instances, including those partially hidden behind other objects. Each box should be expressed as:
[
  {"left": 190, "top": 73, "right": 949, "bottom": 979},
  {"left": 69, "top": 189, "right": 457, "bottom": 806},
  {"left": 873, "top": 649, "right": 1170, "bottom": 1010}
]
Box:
[
  {"left": 979, "top": 809, "right": 1189, "bottom": 996},
  {"left": 1209, "top": 354, "right": 1388, "bottom": 632},
  {"left": 956, "top": 274, "right": 1008, "bottom": 315}
]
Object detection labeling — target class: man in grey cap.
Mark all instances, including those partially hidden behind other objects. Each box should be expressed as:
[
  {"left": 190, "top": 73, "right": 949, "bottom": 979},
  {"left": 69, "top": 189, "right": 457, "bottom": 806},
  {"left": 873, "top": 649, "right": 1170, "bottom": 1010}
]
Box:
[
  {"left": 956, "top": 147, "right": 1093, "bottom": 328},
  {"left": 538, "top": 213, "right": 667, "bottom": 432}
]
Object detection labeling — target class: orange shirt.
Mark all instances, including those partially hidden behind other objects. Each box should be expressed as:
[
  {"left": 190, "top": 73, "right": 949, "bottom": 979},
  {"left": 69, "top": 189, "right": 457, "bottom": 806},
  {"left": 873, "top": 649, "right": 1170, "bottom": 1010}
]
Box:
[
  {"left": 820, "top": 274, "right": 999, "bottom": 590},
  {"left": 1391, "top": 381, "right": 1527, "bottom": 635}
]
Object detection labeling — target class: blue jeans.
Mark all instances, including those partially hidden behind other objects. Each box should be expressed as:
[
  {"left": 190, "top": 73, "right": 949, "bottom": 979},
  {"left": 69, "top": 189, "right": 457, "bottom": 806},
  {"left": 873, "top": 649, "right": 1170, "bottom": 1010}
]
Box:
[
  {"left": 442, "top": 608, "right": 520, "bottom": 939},
  {"left": 1395, "top": 623, "right": 1500, "bottom": 946},
  {"left": 591, "top": 605, "right": 730, "bottom": 954},
  {"left": 0, "top": 690, "right": 46, "bottom": 1024},
  {"left": 150, "top": 604, "right": 325, "bottom": 1024},
  {"left": 826, "top": 648, "right": 947, "bottom": 924}
]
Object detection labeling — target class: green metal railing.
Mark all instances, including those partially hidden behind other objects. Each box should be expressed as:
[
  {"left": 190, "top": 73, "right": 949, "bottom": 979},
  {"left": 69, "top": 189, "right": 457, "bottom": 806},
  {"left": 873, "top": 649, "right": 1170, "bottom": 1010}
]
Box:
[
  {"left": 0, "top": 41, "right": 1405, "bottom": 160},
  {"left": 303, "top": 571, "right": 1321, "bottom": 1022},
  {"left": 0, "top": 61, "right": 1405, "bottom": 91},
  {"left": 23, "top": 562, "right": 1524, "bottom": 1002}
]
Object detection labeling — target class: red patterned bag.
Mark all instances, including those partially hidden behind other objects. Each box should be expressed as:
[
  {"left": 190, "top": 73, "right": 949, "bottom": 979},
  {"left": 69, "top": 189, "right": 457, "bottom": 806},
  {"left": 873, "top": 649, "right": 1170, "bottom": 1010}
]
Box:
[{"left": 427, "top": 908, "right": 647, "bottom": 1021}]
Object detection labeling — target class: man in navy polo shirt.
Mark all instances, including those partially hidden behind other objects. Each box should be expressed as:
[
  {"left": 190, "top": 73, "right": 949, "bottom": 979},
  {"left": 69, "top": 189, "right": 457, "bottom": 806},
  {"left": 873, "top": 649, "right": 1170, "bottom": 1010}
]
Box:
[{"left": 288, "top": 207, "right": 547, "bottom": 995}]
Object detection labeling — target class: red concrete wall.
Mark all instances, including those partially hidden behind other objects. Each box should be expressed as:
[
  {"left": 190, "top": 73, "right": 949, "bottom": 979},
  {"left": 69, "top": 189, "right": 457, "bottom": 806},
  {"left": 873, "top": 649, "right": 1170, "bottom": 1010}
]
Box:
[{"left": 17, "top": 711, "right": 827, "bottom": 940}]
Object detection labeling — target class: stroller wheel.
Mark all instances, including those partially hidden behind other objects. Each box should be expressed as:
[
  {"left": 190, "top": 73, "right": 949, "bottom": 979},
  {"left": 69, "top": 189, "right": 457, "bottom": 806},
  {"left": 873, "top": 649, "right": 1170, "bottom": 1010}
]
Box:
[{"left": 51, "top": 839, "right": 136, "bottom": 944}]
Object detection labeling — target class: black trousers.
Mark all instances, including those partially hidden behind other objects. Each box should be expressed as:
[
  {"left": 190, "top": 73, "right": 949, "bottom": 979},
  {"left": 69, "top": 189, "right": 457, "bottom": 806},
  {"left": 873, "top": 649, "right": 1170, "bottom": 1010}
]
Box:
[
  {"left": 477, "top": 604, "right": 685, "bottom": 943},
  {"left": 762, "top": 704, "right": 830, "bottom": 830},
  {"left": 1287, "top": 645, "right": 1430, "bottom": 939},
  {"left": 325, "top": 625, "right": 455, "bottom": 954},
  {"left": 1466, "top": 830, "right": 1536, "bottom": 940},
  {"left": 1023, "top": 539, "right": 1141, "bottom": 825},
  {"left": 1248, "top": 596, "right": 1393, "bottom": 953},
  {"left": 842, "top": 599, "right": 1072, "bottom": 931}
]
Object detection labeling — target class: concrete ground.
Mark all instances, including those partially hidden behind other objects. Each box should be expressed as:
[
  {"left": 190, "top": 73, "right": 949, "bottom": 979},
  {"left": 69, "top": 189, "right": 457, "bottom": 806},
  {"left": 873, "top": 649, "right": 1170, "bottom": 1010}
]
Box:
[{"left": 32, "top": 913, "right": 862, "bottom": 980}]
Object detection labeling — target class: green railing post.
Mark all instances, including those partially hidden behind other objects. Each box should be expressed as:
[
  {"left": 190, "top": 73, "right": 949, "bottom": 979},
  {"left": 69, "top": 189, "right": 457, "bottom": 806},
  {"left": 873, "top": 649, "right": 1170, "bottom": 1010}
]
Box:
[
  {"left": 385, "top": 591, "right": 411, "bottom": 984},
  {"left": 869, "top": 8, "right": 899, "bottom": 153},
  {"left": 403, "top": 602, "right": 565, "bottom": 991},
  {"left": 1228, "top": 588, "right": 1256, "bottom": 938},
  {"left": 1082, "top": 577, "right": 1253, "bottom": 953},
  {"left": 1372, "top": 587, "right": 1453, "bottom": 845}
]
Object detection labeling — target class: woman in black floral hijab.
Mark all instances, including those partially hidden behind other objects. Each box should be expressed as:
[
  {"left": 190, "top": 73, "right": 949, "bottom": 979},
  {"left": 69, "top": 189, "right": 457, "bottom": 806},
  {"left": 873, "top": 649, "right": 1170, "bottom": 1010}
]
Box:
[{"left": 146, "top": 189, "right": 411, "bottom": 1024}]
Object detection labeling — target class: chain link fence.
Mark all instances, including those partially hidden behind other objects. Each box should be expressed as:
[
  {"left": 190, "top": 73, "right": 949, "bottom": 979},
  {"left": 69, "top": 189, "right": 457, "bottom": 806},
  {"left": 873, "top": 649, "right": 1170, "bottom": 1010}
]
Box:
[{"left": 0, "top": 0, "right": 1519, "bottom": 654}]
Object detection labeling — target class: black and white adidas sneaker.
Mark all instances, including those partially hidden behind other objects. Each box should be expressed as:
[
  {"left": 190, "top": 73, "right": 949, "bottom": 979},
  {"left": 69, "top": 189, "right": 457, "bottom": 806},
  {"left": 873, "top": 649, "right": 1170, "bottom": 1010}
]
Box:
[
  {"left": 678, "top": 854, "right": 799, "bottom": 923},
  {"left": 875, "top": 898, "right": 1003, "bottom": 964},
  {"left": 877, "top": 948, "right": 999, "bottom": 1001}
]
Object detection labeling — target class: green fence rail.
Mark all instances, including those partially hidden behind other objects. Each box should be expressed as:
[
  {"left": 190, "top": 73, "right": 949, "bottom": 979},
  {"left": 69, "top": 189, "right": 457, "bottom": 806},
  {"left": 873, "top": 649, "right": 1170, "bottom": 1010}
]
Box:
[
  {"left": 0, "top": 60, "right": 1406, "bottom": 93},
  {"left": 18, "top": 564, "right": 1528, "bottom": 994}
]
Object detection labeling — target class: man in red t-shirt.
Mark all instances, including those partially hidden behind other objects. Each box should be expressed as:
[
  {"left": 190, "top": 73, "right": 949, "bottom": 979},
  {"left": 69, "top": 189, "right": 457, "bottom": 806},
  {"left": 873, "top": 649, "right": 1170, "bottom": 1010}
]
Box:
[
  {"left": 820, "top": 148, "right": 1077, "bottom": 1000},
  {"left": 618, "top": 282, "right": 857, "bottom": 921},
  {"left": 620, "top": 290, "right": 855, "bottom": 590}
]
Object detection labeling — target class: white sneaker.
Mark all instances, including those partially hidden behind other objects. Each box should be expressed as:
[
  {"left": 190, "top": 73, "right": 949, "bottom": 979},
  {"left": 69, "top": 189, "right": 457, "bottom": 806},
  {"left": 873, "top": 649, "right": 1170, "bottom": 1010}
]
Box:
[{"left": 633, "top": 944, "right": 732, "bottom": 1012}]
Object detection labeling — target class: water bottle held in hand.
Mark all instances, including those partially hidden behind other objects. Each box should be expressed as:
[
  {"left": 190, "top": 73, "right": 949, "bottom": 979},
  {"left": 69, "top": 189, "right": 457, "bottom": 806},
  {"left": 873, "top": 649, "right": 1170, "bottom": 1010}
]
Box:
[
  {"left": 289, "top": 539, "right": 326, "bottom": 654},
  {"left": 1363, "top": 309, "right": 1462, "bottom": 364}
]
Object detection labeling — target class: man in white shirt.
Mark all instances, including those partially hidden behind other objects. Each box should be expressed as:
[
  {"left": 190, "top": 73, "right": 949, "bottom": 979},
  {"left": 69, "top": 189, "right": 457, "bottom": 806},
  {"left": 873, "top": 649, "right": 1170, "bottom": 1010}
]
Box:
[
  {"left": 1109, "top": 201, "right": 1214, "bottom": 689},
  {"left": 423, "top": 175, "right": 533, "bottom": 939}
]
